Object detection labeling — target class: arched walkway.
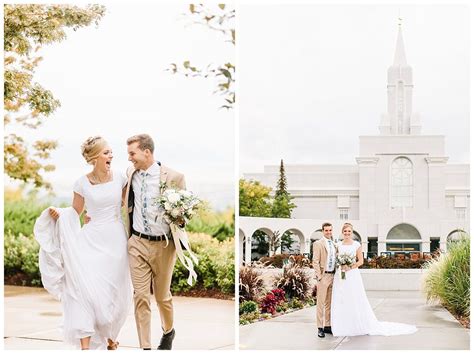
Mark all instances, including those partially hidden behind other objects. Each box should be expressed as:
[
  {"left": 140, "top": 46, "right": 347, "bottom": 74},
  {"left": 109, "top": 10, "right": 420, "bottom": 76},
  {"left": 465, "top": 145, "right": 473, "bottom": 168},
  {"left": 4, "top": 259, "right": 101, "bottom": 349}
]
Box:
[
  {"left": 386, "top": 223, "right": 422, "bottom": 254},
  {"left": 281, "top": 228, "right": 305, "bottom": 254},
  {"left": 308, "top": 229, "right": 323, "bottom": 260},
  {"left": 447, "top": 229, "right": 468, "bottom": 243},
  {"left": 250, "top": 228, "right": 273, "bottom": 261}
]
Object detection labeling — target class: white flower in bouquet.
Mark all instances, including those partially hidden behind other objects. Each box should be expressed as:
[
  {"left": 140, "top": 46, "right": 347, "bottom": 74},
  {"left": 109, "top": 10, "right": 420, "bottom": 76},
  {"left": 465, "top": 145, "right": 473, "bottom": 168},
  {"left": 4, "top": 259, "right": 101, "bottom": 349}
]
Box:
[
  {"left": 170, "top": 208, "right": 181, "bottom": 218},
  {"left": 167, "top": 192, "right": 181, "bottom": 204},
  {"left": 181, "top": 190, "right": 192, "bottom": 198},
  {"left": 163, "top": 189, "right": 176, "bottom": 196},
  {"left": 155, "top": 182, "right": 202, "bottom": 228},
  {"left": 336, "top": 253, "right": 357, "bottom": 280}
]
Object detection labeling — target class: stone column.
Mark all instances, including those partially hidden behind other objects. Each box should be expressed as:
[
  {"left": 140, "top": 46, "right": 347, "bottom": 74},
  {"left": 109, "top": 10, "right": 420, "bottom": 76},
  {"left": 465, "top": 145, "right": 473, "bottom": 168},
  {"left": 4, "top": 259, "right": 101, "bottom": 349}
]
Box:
[{"left": 245, "top": 237, "right": 252, "bottom": 265}]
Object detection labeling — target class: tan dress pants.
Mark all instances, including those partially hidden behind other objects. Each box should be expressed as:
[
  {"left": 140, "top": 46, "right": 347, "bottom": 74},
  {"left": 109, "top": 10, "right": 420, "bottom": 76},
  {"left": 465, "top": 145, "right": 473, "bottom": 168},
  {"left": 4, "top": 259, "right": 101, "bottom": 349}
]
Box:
[
  {"left": 128, "top": 235, "right": 177, "bottom": 349},
  {"left": 316, "top": 272, "right": 334, "bottom": 328}
]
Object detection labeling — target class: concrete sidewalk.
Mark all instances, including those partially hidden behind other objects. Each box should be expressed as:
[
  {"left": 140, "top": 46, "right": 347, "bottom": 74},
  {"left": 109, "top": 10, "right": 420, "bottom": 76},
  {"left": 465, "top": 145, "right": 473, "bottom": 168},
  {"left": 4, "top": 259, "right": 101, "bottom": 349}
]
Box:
[
  {"left": 239, "top": 291, "right": 470, "bottom": 350},
  {"left": 4, "top": 286, "right": 235, "bottom": 350}
]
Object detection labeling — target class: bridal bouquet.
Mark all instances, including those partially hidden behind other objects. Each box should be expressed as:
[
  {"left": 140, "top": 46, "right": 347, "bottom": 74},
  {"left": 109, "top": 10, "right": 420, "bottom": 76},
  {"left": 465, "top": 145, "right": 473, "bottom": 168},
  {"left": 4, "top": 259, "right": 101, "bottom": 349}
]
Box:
[
  {"left": 336, "top": 253, "right": 356, "bottom": 280},
  {"left": 154, "top": 183, "right": 202, "bottom": 228},
  {"left": 153, "top": 182, "right": 201, "bottom": 286}
]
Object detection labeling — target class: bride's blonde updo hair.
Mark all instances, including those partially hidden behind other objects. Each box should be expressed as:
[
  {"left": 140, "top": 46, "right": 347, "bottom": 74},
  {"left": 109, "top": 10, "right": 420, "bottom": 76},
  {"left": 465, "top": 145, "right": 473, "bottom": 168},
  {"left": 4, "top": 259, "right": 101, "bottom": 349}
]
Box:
[
  {"left": 342, "top": 223, "right": 353, "bottom": 232},
  {"left": 81, "top": 136, "right": 107, "bottom": 165}
]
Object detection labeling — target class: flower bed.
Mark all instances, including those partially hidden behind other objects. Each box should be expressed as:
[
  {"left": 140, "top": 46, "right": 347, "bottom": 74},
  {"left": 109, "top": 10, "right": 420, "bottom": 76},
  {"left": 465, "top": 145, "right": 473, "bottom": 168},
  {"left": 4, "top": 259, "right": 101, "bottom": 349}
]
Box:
[
  {"left": 361, "top": 256, "right": 428, "bottom": 269},
  {"left": 239, "top": 261, "right": 316, "bottom": 325}
]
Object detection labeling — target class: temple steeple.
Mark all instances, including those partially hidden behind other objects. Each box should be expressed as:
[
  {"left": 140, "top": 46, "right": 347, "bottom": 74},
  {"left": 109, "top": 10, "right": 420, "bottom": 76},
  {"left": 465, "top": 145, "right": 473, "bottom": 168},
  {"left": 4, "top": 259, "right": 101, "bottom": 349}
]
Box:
[
  {"left": 393, "top": 24, "right": 407, "bottom": 66},
  {"left": 379, "top": 21, "right": 421, "bottom": 135}
]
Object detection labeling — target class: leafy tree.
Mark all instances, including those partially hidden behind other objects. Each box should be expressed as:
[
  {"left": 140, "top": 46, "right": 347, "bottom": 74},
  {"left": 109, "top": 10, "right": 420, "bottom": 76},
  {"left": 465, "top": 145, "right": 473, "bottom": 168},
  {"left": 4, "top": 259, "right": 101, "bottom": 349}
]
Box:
[
  {"left": 271, "top": 159, "right": 296, "bottom": 218},
  {"left": 281, "top": 231, "right": 297, "bottom": 253},
  {"left": 169, "top": 4, "right": 235, "bottom": 109},
  {"left": 253, "top": 231, "right": 269, "bottom": 257},
  {"left": 239, "top": 179, "right": 272, "bottom": 217},
  {"left": 269, "top": 230, "right": 282, "bottom": 256},
  {"left": 4, "top": 4, "right": 106, "bottom": 189}
]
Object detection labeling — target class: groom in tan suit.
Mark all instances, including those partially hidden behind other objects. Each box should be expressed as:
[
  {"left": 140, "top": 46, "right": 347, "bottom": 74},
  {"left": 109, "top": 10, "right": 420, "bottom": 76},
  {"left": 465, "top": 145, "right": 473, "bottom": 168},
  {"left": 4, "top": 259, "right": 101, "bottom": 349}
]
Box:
[
  {"left": 124, "top": 134, "right": 185, "bottom": 350},
  {"left": 312, "top": 222, "right": 336, "bottom": 338}
]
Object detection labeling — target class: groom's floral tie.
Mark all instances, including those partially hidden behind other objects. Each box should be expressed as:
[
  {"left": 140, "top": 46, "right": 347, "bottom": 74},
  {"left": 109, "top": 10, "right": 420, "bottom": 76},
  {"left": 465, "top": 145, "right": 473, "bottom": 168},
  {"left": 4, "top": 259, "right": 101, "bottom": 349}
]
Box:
[
  {"left": 140, "top": 171, "right": 151, "bottom": 234},
  {"left": 328, "top": 239, "right": 335, "bottom": 271}
]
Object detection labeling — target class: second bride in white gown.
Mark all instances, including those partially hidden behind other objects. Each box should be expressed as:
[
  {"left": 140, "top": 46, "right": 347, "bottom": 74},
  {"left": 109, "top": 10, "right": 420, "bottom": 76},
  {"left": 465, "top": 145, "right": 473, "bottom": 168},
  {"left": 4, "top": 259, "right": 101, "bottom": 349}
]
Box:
[{"left": 331, "top": 223, "right": 417, "bottom": 337}]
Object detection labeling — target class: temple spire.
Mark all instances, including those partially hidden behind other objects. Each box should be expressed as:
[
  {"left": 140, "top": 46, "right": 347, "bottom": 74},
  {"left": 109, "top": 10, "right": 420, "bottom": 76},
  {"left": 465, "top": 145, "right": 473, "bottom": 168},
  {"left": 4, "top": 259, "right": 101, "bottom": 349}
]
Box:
[
  {"left": 393, "top": 20, "right": 407, "bottom": 66},
  {"left": 379, "top": 20, "right": 421, "bottom": 135}
]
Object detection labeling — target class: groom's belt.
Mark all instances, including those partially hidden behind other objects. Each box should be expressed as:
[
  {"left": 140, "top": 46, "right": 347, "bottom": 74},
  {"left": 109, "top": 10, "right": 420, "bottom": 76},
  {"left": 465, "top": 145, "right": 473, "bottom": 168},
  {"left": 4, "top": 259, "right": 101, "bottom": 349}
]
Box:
[
  {"left": 324, "top": 270, "right": 336, "bottom": 274},
  {"left": 132, "top": 228, "right": 169, "bottom": 241}
]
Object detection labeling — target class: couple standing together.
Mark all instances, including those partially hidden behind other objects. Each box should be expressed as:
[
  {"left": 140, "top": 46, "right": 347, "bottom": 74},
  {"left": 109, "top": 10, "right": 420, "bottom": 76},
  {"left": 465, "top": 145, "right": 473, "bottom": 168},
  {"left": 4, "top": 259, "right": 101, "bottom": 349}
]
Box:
[
  {"left": 312, "top": 222, "right": 417, "bottom": 338},
  {"left": 35, "top": 134, "right": 188, "bottom": 350}
]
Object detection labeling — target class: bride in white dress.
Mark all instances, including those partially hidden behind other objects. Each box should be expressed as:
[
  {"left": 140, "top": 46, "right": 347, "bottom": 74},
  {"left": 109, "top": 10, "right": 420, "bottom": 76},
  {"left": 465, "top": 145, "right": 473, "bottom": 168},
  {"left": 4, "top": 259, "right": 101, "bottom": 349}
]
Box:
[
  {"left": 34, "top": 136, "right": 132, "bottom": 350},
  {"left": 331, "top": 223, "right": 417, "bottom": 337}
]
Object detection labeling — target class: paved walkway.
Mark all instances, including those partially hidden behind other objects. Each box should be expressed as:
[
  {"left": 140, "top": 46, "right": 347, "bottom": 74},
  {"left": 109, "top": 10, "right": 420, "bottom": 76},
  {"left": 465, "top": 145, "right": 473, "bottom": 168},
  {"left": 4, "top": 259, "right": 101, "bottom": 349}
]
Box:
[
  {"left": 4, "top": 286, "right": 235, "bottom": 350},
  {"left": 239, "top": 291, "right": 470, "bottom": 350}
]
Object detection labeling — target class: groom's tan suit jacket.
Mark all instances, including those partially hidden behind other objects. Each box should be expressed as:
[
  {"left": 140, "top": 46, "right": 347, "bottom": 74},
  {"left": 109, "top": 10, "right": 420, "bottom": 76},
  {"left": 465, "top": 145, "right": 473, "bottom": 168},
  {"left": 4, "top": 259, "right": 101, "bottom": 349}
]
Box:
[
  {"left": 313, "top": 236, "right": 335, "bottom": 328},
  {"left": 312, "top": 238, "right": 331, "bottom": 280},
  {"left": 124, "top": 163, "right": 186, "bottom": 237}
]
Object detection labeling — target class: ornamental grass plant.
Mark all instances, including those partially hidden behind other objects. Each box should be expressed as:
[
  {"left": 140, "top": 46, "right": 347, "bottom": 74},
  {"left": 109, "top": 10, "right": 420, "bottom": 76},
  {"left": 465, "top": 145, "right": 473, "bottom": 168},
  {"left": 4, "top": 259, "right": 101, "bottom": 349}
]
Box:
[
  {"left": 239, "top": 265, "right": 265, "bottom": 302},
  {"left": 423, "top": 237, "right": 470, "bottom": 318},
  {"left": 272, "top": 262, "right": 311, "bottom": 300}
]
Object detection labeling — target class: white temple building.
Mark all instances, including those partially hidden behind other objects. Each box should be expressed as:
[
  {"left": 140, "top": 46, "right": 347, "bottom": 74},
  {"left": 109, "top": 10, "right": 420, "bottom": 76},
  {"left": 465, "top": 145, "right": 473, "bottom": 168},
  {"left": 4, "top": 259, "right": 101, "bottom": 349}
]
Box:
[{"left": 239, "top": 25, "right": 470, "bottom": 264}]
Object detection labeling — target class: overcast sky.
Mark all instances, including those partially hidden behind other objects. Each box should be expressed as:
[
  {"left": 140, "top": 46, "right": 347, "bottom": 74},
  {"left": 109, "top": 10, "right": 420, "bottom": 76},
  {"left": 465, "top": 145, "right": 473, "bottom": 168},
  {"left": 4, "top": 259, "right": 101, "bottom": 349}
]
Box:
[
  {"left": 239, "top": 4, "right": 470, "bottom": 174},
  {"left": 5, "top": 2, "right": 235, "bottom": 210}
]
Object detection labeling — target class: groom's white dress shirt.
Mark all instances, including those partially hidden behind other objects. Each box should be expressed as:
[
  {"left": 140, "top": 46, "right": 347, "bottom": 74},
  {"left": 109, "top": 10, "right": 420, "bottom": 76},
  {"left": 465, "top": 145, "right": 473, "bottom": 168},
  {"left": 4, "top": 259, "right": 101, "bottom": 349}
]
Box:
[
  {"left": 324, "top": 237, "right": 336, "bottom": 272},
  {"left": 132, "top": 162, "right": 170, "bottom": 236}
]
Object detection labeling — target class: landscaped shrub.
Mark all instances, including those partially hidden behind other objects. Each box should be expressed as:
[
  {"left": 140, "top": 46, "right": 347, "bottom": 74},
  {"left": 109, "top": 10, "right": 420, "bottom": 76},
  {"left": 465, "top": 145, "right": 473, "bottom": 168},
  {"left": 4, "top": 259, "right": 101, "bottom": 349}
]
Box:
[
  {"left": 171, "top": 233, "right": 234, "bottom": 294},
  {"left": 423, "top": 237, "right": 470, "bottom": 318},
  {"left": 260, "top": 292, "right": 279, "bottom": 315},
  {"left": 239, "top": 266, "right": 265, "bottom": 302},
  {"left": 273, "top": 263, "right": 311, "bottom": 300},
  {"left": 239, "top": 300, "right": 258, "bottom": 315},
  {"left": 4, "top": 200, "right": 49, "bottom": 237},
  {"left": 4, "top": 230, "right": 41, "bottom": 285},
  {"left": 171, "top": 232, "right": 235, "bottom": 294},
  {"left": 239, "top": 311, "right": 261, "bottom": 325},
  {"left": 270, "top": 288, "right": 286, "bottom": 303},
  {"left": 276, "top": 302, "right": 289, "bottom": 313},
  {"left": 259, "top": 254, "right": 311, "bottom": 268},
  {"left": 186, "top": 208, "right": 234, "bottom": 241},
  {"left": 361, "top": 256, "right": 427, "bottom": 269},
  {"left": 289, "top": 298, "right": 304, "bottom": 309}
]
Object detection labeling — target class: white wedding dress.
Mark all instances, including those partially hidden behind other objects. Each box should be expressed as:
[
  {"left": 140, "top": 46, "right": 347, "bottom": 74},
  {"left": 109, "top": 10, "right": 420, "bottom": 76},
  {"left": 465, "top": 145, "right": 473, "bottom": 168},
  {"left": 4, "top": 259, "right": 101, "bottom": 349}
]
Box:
[
  {"left": 34, "top": 172, "right": 132, "bottom": 349},
  {"left": 331, "top": 241, "right": 417, "bottom": 337}
]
